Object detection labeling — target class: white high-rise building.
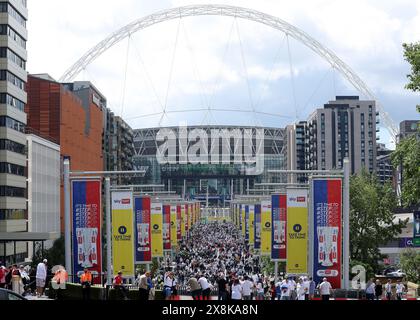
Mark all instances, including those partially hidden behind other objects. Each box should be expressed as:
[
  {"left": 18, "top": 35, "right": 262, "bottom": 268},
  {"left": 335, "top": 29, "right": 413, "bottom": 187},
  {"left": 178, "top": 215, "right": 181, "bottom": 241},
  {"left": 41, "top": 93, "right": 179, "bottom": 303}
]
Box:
[{"left": 0, "top": 0, "right": 28, "bottom": 264}]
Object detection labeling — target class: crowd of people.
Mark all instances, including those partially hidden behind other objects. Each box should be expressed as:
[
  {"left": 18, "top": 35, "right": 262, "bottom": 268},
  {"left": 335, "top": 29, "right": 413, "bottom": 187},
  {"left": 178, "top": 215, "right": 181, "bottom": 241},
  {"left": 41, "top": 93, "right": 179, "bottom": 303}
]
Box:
[{"left": 0, "top": 259, "right": 49, "bottom": 298}]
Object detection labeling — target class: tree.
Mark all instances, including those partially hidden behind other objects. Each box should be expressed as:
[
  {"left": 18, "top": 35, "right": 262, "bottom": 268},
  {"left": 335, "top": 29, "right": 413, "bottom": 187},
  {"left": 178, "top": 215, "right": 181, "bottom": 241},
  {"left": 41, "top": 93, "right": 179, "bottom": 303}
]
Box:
[
  {"left": 32, "top": 236, "right": 65, "bottom": 268},
  {"left": 399, "top": 249, "right": 420, "bottom": 284},
  {"left": 391, "top": 135, "right": 420, "bottom": 207},
  {"left": 350, "top": 171, "right": 407, "bottom": 273},
  {"left": 403, "top": 42, "right": 420, "bottom": 92}
]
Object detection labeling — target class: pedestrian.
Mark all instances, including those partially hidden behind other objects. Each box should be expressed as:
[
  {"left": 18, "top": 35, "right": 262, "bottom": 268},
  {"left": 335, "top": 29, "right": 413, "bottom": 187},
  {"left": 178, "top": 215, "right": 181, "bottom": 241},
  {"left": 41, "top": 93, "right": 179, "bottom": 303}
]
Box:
[
  {"left": 137, "top": 271, "right": 150, "bottom": 301},
  {"left": 217, "top": 273, "right": 228, "bottom": 300},
  {"left": 303, "top": 277, "right": 311, "bottom": 300},
  {"left": 318, "top": 278, "right": 333, "bottom": 301},
  {"left": 280, "top": 280, "right": 290, "bottom": 301},
  {"left": 5, "top": 266, "right": 12, "bottom": 290},
  {"left": 365, "top": 279, "right": 375, "bottom": 300},
  {"left": 385, "top": 279, "right": 393, "bottom": 300},
  {"left": 256, "top": 281, "right": 265, "bottom": 300},
  {"left": 0, "top": 266, "right": 6, "bottom": 289},
  {"left": 19, "top": 265, "right": 30, "bottom": 295},
  {"left": 80, "top": 268, "right": 93, "bottom": 300},
  {"left": 163, "top": 271, "right": 174, "bottom": 300},
  {"left": 36, "top": 259, "right": 48, "bottom": 298},
  {"left": 188, "top": 275, "right": 202, "bottom": 300},
  {"left": 296, "top": 278, "right": 306, "bottom": 301},
  {"left": 375, "top": 280, "right": 383, "bottom": 300},
  {"left": 395, "top": 281, "right": 405, "bottom": 300},
  {"left": 241, "top": 275, "right": 253, "bottom": 300},
  {"left": 198, "top": 274, "right": 211, "bottom": 300},
  {"left": 11, "top": 264, "right": 22, "bottom": 295},
  {"left": 231, "top": 278, "right": 242, "bottom": 300},
  {"left": 113, "top": 271, "right": 129, "bottom": 300},
  {"left": 309, "top": 277, "right": 316, "bottom": 300}
]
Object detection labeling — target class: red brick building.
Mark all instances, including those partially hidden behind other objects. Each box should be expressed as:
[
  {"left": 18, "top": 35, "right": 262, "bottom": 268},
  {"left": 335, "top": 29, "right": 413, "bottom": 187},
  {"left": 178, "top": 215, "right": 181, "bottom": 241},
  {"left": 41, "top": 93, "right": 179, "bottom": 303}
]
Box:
[{"left": 26, "top": 74, "right": 105, "bottom": 231}]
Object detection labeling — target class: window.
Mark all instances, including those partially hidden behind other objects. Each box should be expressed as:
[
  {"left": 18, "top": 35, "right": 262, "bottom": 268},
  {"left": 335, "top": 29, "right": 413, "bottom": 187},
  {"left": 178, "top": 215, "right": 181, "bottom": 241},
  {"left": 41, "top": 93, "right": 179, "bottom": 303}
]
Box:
[
  {"left": 0, "top": 139, "right": 25, "bottom": 154},
  {"left": 0, "top": 24, "right": 26, "bottom": 49},
  {"left": 0, "top": 116, "right": 25, "bottom": 133},
  {"left": 0, "top": 162, "right": 24, "bottom": 176},
  {"left": 0, "top": 93, "right": 25, "bottom": 111},
  {"left": 0, "top": 209, "right": 25, "bottom": 220},
  {"left": 0, "top": 186, "right": 25, "bottom": 197},
  {"left": 0, "top": 3, "right": 26, "bottom": 27},
  {"left": 0, "top": 47, "right": 26, "bottom": 69},
  {"left": 0, "top": 70, "right": 25, "bottom": 90}
]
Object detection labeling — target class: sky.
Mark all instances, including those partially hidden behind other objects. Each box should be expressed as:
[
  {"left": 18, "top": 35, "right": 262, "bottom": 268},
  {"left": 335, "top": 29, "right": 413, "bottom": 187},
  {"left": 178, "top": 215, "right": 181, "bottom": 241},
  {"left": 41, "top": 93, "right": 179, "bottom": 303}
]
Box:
[{"left": 27, "top": 0, "right": 420, "bottom": 146}]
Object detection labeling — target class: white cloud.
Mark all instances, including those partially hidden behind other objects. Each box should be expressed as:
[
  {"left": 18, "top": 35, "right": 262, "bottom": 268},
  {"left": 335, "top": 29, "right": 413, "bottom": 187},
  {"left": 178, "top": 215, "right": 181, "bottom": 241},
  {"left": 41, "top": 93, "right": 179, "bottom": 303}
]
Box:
[{"left": 27, "top": 0, "right": 420, "bottom": 132}]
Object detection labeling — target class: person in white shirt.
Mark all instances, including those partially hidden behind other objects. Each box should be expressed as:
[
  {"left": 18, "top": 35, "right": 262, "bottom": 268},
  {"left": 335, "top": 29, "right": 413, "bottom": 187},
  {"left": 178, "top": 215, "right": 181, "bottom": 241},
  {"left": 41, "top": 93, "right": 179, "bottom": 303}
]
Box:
[
  {"left": 288, "top": 278, "right": 297, "bottom": 300},
  {"left": 231, "top": 279, "right": 242, "bottom": 300},
  {"left": 240, "top": 276, "right": 254, "bottom": 300},
  {"left": 280, "top": 280, "right": 290, "bottom": 301},
  {"left": 318, "top": 278, "right": 333, "bottom": 301},
  {"left": 303, "top": 277, "right": 311, "bottom": 300},
  {"left": 296, "top": 279, "right": 306, "bottom": 301},
  {"left": 198, "top": 275, "right": 211, "bottom": 300},
  {"left": 395, "top": 281, "right": 405, "bottom": 300},
  {"left": 385, "top": 279, "right": 393, "bottom": 300},
  {"left": 36, "top": 259, "right": 48, "bottom": 298}
]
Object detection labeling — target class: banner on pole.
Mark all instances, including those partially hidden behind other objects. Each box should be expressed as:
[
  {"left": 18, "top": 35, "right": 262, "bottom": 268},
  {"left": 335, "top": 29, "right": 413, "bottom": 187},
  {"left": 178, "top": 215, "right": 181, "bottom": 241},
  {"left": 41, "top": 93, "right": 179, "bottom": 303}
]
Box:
[
  {"left": 134, "top": 197, "right": 152, "bottom": 264},
  {"left": 170, "top": 205, "right": 177, "bottom": 248},
  {"left": 151, "top": 202, "right": 163, "bottom": 258},
  {"left": 254, "top": 204, "right": 261, "bottom": 250},
  {"left": 272, "top": 194, "right": 287, "bottom": 261},
  {"left": 414, "top": 211, "right": 420, "bottom": 247},
  {"left": 286, "top": 188, "right": 308, "bottom": 275},
  {"left": 245, "top": 205, "right": 250, "bottom": 243},
  {"left": 177, "top": 205, "right": 182, "bottom": 242},
  {"left": 111, "top": 191, "right": 135, "bottom": 277},
  {"left": 261, "top": 200, "right": 272, "bottom": 256},
  {"left": 72, "top": 180, "right": 102, "bottom": 284},
  {"left": 163, "top": 205, "right": 171, "bottom": 251},
  {"left": 180, "top": 204, "right": 186, "bottom": 239},
  {"left": 249, "top": 205, "right": 255, "bottom": 247},
  {"left": 312, "top": 179, "right": 342, "bottom": 287}
]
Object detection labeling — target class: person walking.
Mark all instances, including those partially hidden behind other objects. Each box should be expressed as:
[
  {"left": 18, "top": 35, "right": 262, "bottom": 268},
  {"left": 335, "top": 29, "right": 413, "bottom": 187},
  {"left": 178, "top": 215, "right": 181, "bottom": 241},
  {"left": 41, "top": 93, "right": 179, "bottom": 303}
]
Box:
[
  {"left": 11, "top": 265, "right": 22, "bottom": 295},
  {"left": 385, "top": 279, "right": 393, "bottom": 300},
  {"left": 365, "top": 279, "right": 376, "bottom": 300},
  {"left": 280, "top": 280, "right": 291, "bottom": 301},
  {"left": 318, "top": 278, "right": 333, "bottom": 301},
  {"left": 395, "top": 281, "right": 405, "bottom": 300},
  {"left": 256, "top": 281, "right": 265, "bottom": 300},
  {"left": 163, "top": 271, "right": 174, "bottom": 300},
  {"left": 0, "top": 266, "right": 6, "bottom": 289},
  {"left": 288, "top": 277, "right": 297, "bottom": 300},
  {"left": 296, "top": 279, "right": 306, "bottom": 301},
  {"left": 375, "top": 280, "right": 383, "bottom": 300},
  {"left": 188, "top": 275, "right": 202, "bottom": 300},
  {"left": 198, "top": 274, "right": 211, "bottom": 300},
  {"left": 241, "top": 276, "right": 253, "bottom": 300},
  {"left": 80, "top": 268, "right": 93, "bottom": 300},
  {"left": 309, "top": 277, "right": 316, "bottom": 300},
  {"left": 113, "top": 271, "right": 129, "bottom": 300},
  {"left": 216, "top": 273, "right": 228, "bottom": 301},
  {"left": 35, "top": 259, "right": 48, "bottom": 298},
  {"left": 137, "top": 271, "right": 150, "bottom": 301},
  {"left": 231, "top": 279, "right": 242, "bottom": 301}
]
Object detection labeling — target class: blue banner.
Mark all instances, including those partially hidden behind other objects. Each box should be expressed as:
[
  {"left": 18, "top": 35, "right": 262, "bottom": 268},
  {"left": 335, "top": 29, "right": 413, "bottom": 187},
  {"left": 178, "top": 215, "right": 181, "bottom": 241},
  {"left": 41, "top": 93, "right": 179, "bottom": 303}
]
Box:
[{"left": 245, "top": 205, "right": 250, "bottom": 243}]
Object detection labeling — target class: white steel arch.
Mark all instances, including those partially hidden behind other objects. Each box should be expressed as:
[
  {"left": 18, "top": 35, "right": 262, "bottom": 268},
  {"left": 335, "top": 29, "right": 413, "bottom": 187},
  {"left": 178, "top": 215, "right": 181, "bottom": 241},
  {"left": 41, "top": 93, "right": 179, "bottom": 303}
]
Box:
[{"left": 59, "top": 4, "right": 399, "bottom": 140}]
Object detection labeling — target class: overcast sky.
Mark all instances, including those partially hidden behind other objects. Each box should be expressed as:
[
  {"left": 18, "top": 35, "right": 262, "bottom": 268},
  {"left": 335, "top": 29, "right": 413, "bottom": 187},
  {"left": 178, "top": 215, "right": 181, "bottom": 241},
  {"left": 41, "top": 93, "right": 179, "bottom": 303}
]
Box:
[{"left": 27, "top": 0, "right": 419, "bottom": 145}]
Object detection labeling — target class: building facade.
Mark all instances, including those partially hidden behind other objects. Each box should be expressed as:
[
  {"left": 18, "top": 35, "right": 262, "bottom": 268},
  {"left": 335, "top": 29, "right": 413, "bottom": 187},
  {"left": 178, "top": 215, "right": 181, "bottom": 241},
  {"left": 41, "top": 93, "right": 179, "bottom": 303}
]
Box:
[
  {"left": 376, "top": 143, "right": 394, "bottom": 185},
  {"left": 399, "top": 120, "right": 419, "bottom": 141},
  {"left": 103, "top": 109, "right": 134, "bottom": 185},
  {"left": 287, "top": 96, "right": 378, "bottom": 176},
  {"left": 286, "top": 121, "right": 306, "bottom": 183},
  {"left": 133, "top": 126, "right": 286, "bottom": 204},
  {"left": 27, "top": 134, "right": 61, "bottom": 258},
  {"left": 26, "top": 75, "right": 105, "bottom": 232},
  {"left": 0, "top": 0, "right": 28, "bottom": 264}
]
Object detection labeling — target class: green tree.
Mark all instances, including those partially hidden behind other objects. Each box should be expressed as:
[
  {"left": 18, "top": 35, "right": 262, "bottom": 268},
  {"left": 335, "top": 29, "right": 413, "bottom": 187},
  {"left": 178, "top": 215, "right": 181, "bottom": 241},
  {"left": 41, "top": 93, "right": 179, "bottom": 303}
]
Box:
[
  {"left": 399, "top": 249, "right": 420, "bottom": 284},
  {"left": 350, "top": 171, "right": 407, "bottom": 273},
  {"left": 391, "top": 135, "right": 420, "bottom": 207},
  {"left": 403, "top": 42, "right": 420, "bottom": 92},
  {"left": 32, "top": 236, "right": 65, "bottom": 268}
]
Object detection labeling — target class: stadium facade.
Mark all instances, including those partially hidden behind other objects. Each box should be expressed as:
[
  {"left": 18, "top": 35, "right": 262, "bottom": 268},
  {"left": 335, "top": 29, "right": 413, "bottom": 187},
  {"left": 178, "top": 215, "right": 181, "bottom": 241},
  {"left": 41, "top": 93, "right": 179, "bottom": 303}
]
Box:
[{"left": 133, "top": 126, "right": 286, "bottom": 205}]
